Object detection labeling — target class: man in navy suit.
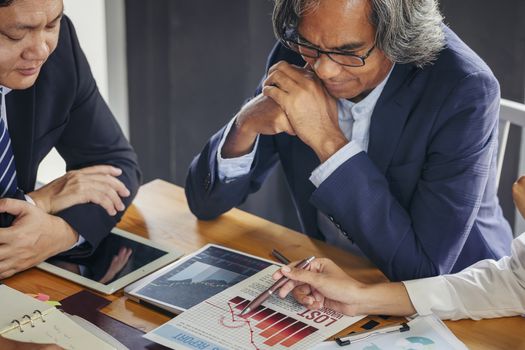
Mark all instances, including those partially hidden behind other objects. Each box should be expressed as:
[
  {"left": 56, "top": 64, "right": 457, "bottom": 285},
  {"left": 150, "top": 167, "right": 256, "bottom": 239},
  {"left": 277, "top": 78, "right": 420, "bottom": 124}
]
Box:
[
  {"left": 0, "top": 0, "right": 140, "bottom": 282},
  {"left": 186, "top": 0, "right": 512, "bottom": 281}
]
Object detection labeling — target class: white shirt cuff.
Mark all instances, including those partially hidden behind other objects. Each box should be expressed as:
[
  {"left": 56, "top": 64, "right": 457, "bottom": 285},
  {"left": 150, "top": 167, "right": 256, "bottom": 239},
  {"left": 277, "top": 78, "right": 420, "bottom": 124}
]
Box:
[
  {"left": 309, "top": 141, "right": 362, "bottom": 187},
  {"left": 402, "top": 276, "right": 456, "bottom": 316},
  {"left": 72, "top": 234, "right": 86, "bottom": 248},
  {"left": 24, "top": 194, "right": 36, "bottom": 205},
  {"left": 217, "top": 116, "right": 259, "bottom": 183}
]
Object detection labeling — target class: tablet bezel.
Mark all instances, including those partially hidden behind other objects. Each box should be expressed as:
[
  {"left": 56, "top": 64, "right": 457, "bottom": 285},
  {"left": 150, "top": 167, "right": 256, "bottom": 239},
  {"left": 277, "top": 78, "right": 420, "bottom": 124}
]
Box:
[
  {"left": 124, "top": 243, "right": 279, "bottom": 314},
  {"left": 37, "top": 228, "right": 183, "bottom": 295}
]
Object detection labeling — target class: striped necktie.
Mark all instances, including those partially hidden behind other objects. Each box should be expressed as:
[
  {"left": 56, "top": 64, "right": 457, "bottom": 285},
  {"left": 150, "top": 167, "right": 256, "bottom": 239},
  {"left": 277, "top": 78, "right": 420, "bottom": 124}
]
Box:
[{"left": 0, "top": 87, "right": 18, "bottom": 197}]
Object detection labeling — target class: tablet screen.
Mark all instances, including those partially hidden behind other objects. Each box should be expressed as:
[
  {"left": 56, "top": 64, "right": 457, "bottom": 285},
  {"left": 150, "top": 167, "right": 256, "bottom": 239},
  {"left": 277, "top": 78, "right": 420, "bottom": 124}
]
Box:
[
  {"left": 131, "top": 245, "right": 273, "bottom": 311},
  {"left": 46, "top": 232, "right": 168, "bottom": 285}
]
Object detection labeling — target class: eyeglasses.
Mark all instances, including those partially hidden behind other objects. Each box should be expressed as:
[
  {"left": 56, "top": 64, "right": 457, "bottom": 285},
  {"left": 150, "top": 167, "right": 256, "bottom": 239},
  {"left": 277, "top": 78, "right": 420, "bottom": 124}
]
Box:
[{"left": 281, "top": 30, "right": 375, "bottom": 67}]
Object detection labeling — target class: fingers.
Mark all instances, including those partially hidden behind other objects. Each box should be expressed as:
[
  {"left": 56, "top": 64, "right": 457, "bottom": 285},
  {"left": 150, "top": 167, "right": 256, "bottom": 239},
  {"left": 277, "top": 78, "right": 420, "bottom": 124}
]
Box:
[
  {"left": 0, "top": 268, "right": 17, "bottom": 279},
  {"left": 268, "top": 61, "right": 315, "bottom": 82},
  {"left": 87, "top": 174, "right": 130, "bottom": 198},
  {"left": 0, "top": 198, "right": 30, "bottom": 217},
  {"left": 74, "top": 165, "right": 130, "bottom": 198},
  {"left": 57, "top": 174, "right": 129, "bottom": 215},
  {"left": 77, "top": 165, "right": 123, "bottom": 177},
  {"left": 272, "top": 268, "right": 284, "bottom": 280},
  {"left": 280, "top": 260, "right": 324, "bottom": 285},
  {"left": 117, "top": 246, "right": 133, "bottom": 260},
  {"left": 124, "top": 247, "right": 133, "bottom": 259},
  {"left": 264, "top": 70, "right": 297, "bottom": 93},
  {"left": 0, "top": 256, "right": 17, "bottom": 279},
  {"left": 275, "top": 259, "right": 320, "bottom": 298},
  {"left": 512, "top": 176, "right": 525, "bottom": 199},
  {"left": 0, "top": 269, "right": 17, "bottom": 280},
  {"left": 513, "top": 176, "right": 525, "bottom": 218},
  {"left": 276, "top": 278, "right": 301, "bottom": 298},
  {"left": 84, "top": 186, "right": 124, "bottom": 216},
  {"left": 263, "top": 85, "right": 288, "bottom": 112}
]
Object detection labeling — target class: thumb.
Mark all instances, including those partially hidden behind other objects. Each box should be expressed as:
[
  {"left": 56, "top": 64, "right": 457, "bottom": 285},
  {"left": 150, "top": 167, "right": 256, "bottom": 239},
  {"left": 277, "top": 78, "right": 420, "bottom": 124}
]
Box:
[
  {"left": 281, "top": 265, "right": 321, "bottom": 287},
  {"left": 0, "top": 198, "right": 28, "bottom": 216}
]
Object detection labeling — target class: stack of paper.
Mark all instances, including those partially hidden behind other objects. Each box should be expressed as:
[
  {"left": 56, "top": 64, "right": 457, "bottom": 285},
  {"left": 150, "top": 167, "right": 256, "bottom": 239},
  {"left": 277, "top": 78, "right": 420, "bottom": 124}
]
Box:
[{"left": 145, "top": 265, "right": 364, "bottom": 350}]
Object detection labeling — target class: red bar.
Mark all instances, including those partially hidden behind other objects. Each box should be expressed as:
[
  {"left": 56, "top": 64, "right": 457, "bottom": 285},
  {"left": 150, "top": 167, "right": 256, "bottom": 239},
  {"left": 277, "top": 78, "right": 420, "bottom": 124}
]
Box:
[
  {"left": 255, "top": 312, "right": 286, "bottom": 330},
  {"left": 259, "top": 317, "right": 296, "bottom": 338},
  {"left": 241, "top": 305, "right": 264, "bottom": 319},
  {"left": 263, "top": 321, "right": 307, "bottom": 346},
  {"left": 281, "top": 326, "right": 318, "bottom": 347},
  {"left": 229, "top": 296, "right": 245, "bottom": 305},
  {"left": 250, "top": 307, "right": 275, "bottom": 321},
  {"left": 234, "top": 300, "right": 249, "bottom": 310}
]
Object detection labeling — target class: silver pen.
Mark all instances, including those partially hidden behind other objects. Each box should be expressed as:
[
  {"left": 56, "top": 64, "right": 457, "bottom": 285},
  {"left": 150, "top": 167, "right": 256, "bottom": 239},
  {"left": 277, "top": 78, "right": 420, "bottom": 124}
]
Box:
[{"left": 335, "top": 323, "right": 410, "bottom": 346}]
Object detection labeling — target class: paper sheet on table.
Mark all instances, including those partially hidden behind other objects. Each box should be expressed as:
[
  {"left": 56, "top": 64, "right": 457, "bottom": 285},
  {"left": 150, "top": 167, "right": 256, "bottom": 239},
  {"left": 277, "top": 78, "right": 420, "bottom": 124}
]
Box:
[
  {"left": 145, "top": 265, "right": 363, "bottom": 350},
  {"left": 311, "top": 314, "right": 467, "bottom": 350}
]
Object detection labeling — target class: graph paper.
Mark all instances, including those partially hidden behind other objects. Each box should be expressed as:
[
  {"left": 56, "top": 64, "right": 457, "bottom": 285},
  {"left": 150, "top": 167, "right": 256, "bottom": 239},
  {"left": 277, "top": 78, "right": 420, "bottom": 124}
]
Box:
[{"left": 145, "top": 265, "right": 363, "bottom": 350}]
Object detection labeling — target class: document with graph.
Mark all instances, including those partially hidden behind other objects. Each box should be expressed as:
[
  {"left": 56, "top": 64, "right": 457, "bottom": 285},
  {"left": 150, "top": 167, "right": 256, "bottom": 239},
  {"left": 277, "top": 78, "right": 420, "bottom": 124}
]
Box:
[{"left": 144, "top": 265, "right": 363, "bottom": 350}]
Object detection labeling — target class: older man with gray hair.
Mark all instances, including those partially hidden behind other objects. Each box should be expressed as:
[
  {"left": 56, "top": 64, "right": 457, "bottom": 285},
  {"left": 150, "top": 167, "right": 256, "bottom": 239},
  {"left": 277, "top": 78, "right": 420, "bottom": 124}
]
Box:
[{"left": 186, "top": 0, "right": 512, "bottom": 281}]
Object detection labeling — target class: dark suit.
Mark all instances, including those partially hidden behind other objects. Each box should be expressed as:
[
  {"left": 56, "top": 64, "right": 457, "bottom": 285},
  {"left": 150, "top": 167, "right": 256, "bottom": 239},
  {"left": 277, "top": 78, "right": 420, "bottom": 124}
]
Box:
[
  {"left": 186, "top": 27, "right": 512, "bottom": 281},
  {"left": 3, "top": 16, "right": 141, "bottom": 250}
]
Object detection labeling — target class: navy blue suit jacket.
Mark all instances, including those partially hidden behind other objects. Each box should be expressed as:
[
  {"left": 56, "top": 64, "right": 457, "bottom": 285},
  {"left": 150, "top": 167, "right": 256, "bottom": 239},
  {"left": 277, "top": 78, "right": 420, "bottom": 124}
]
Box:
[
  {"left": 186, "top": 27, "right": 512, "bottom": 281},
  {"left": 3, "top": 16, "right": 141, "bottom": 251}
]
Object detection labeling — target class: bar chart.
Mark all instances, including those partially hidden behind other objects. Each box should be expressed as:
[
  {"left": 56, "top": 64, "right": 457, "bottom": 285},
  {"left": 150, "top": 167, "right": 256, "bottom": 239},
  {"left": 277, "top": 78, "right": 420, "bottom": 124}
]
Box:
[{"left": 224, "top": 296, "right": 319, "bottom": 347}]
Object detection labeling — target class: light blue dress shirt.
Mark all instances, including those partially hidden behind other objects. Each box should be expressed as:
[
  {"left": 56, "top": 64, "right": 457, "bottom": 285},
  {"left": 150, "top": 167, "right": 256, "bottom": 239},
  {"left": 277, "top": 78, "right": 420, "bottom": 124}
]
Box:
[{"left": 217, "top": 66, "right": 394, "bottom": 255}]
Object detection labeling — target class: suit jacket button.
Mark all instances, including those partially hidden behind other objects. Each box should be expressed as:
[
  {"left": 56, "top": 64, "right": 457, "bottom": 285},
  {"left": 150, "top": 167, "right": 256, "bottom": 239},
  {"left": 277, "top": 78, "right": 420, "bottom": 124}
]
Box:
[
  {"left": 329, "top": 215, "right": 335, "bottom": 222},
  {"left": 204, "top": 172, "right": 211, "bottom": 191}
]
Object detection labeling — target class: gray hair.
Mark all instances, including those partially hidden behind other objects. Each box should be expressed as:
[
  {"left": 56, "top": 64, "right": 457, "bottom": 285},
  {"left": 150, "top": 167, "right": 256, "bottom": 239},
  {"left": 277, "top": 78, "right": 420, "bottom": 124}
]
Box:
[
  {"left": 273, "top": 0, "right": 446, "bottom": 67},
  {"left": 0, "top": 0, "right": 14, "bottom": 6}
]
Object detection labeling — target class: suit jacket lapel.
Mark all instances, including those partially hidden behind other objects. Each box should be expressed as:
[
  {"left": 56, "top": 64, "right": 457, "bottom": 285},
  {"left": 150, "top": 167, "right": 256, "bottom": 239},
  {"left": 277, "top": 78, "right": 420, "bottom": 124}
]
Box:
[
  {"left": 5, "top": 87, "right": 35, "bottom": 191},
  {"left": 368, "top": 63, "right": 419, "bottom": 174}
]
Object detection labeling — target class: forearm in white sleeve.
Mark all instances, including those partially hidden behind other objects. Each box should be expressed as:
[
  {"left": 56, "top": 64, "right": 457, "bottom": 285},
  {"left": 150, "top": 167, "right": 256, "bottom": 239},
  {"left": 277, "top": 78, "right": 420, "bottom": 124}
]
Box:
[{"left": 403, "top": 233, "right": 525, "bottom": 320}]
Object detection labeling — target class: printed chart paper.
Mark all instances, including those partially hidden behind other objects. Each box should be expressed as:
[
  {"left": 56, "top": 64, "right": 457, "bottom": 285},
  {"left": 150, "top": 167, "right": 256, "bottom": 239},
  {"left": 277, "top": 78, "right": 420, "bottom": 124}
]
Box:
[{"left": 145, "top": 265, "right": 363, "bottom": 350}]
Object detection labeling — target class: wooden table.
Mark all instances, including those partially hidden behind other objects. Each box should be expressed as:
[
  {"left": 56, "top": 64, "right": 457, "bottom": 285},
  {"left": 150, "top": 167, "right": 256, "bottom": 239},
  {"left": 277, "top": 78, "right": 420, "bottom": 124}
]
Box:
[{"left": 5, "top": 180, "right": 525, "bottom": 349}]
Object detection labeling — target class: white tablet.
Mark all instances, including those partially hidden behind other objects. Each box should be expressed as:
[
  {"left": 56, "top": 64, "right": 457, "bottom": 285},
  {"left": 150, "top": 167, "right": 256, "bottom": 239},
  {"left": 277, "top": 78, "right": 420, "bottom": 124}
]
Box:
[
  {"left": 125, "top": 244, "right": 277, "bottom": 314},
  {"left": 37, "top": 228, "right": 183, "bottom": 295}
]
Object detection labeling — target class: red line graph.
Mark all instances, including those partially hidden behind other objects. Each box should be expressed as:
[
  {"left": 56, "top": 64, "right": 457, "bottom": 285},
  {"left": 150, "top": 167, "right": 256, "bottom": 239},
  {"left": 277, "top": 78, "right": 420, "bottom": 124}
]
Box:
[
  {"left": 205, "top": 300, "right": 261, "bottom": 350},
  {"left": 204, "top": 296, "right": 318, "bottom": 348}
]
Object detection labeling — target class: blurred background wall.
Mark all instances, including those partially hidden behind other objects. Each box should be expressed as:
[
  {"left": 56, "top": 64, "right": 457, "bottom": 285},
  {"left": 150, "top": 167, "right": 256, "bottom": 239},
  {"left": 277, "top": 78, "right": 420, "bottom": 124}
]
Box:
[{"left": 40, "top": 0, "right": 525, "bottom": 234}]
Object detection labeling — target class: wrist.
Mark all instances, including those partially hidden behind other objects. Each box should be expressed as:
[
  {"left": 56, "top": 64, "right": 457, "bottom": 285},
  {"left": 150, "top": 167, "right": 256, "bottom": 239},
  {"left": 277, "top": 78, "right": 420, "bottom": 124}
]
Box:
[
  {"left": 222, "top": 114, "right": 258, "bottom": 158},
  {"left": 314, "top": 134, "right": 348, "bottom": 163},
  {"left": 27, "top": 191, "right": 51, "bottom": 213},
  {"left": 356, "top": 282, "right": 416, "bottom": 316},
  {"left": 51, "top": 215, "right": 79, "bottom": 253},
  {"left": 234, "top": 113, "right": 259, "bottom": 140}
]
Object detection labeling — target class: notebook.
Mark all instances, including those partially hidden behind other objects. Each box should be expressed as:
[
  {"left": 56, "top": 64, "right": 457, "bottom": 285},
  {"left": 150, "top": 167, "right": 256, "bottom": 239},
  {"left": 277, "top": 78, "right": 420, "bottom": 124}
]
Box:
[{"left": 0, "top": 285, "right": 116, "bottom": 350}]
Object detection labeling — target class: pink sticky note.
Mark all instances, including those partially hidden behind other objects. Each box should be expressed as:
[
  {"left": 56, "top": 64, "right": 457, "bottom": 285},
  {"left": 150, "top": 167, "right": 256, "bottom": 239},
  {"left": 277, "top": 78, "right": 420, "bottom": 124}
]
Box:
[{"left": 36, "top": 293, "right": 50, "bottom": 302}]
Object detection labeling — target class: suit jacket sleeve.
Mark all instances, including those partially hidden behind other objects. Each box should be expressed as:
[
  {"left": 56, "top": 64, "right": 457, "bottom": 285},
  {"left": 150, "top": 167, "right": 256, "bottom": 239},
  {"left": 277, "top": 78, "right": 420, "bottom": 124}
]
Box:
[
  {"left": 185, "top": 44, "right": 292, "bottom": 219},
  {"left": 403, "top": 233, "right": 525, "bottom": 320},
  {"left": 311, "top": 71, "right": 501, "bottom": 281},
  {"left": 185, "top": 125, "right": 279, "bottom": 220},
  {"left": 53, "top": 17, "right": 141, "bottom": 250}
]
